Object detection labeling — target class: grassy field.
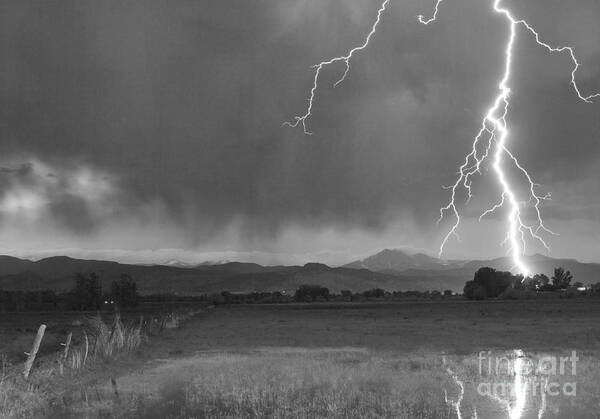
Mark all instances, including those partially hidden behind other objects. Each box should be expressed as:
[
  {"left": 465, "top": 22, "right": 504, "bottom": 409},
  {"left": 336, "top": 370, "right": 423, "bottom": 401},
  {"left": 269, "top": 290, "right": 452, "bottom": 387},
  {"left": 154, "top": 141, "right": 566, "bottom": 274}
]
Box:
[
  {"left": 180, "top": 300, "right": 600, "bottom": 353},
  {"left": 0, "top": 302, "right": 206, "bottom": 365},
  {"left": 4, "top": 299, "right": 600, "bottom": 418}
]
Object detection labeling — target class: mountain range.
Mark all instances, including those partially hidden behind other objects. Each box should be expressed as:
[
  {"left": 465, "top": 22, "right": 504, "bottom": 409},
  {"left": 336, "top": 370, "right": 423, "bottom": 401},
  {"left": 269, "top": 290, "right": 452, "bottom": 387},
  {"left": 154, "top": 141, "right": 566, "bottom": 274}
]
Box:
[
  {"left": 344, "top": 249, "right": 465, "bottom": 272},
  {"left": 344, "top": 249, "right": 600, "bottom": 285},
  {"left": 0, "top": 250, "right": 597, "bottom": 294}
]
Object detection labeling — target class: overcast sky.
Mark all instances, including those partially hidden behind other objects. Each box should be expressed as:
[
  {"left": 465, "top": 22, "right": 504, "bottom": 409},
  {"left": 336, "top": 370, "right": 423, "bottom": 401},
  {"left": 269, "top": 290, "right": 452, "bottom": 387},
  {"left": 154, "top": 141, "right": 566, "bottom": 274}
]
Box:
[{"left": 1, "top": 0, "right": 599, "bottom": 265}]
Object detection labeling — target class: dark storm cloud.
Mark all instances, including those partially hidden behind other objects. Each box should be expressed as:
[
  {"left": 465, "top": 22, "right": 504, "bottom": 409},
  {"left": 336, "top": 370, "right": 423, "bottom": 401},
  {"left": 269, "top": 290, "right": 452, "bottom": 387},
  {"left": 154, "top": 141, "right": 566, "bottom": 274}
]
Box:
[
  {"left": 0, "top": 0, "right": 599, "bottom": 254},
  {"left": 0, "top": 157, "right": 124, "bottom": 235},
  {"left": 0, "top": 163, "right": 33, "bottom": 176},
  {"left": 48, "top": 193, "right": 96, "bottom": 233}
]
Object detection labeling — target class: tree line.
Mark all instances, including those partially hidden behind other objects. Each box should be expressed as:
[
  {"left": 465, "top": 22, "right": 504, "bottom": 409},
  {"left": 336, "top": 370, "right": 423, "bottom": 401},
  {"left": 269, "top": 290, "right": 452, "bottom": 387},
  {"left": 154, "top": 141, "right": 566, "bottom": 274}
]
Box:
[
  {"left": 2, "top": 266, "right": 599, "bottom": 311},
  {"left": 0, "top": 272, "right": 139, "bottom": 311},
  {"left": 216, "top": 285, "right": 456, "bottom": 305},
  {"left": 463, "top": 266, "right": 588, "bottom": 300}
]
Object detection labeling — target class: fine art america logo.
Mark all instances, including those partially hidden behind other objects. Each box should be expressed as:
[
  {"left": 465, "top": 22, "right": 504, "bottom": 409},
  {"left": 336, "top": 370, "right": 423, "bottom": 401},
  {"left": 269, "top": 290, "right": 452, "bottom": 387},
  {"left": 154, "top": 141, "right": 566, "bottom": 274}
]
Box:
[{"left": 477, "top": 350, "right": 578, "bottom": 398}]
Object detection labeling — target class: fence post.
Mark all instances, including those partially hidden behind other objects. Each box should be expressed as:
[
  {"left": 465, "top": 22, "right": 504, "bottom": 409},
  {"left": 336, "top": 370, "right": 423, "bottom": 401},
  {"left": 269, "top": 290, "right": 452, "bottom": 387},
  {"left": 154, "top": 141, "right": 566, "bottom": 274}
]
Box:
[
  {"left": 23, "top": 324, "right": 46, "bottom": 380},
  {"left": 59, "top": 332, "right": 73, "bottom": 375},
  {"left": 62, "top": 332, "right": 72, "bottom": 361},
  {"left": 83, "top": 331, "right": 89, "bottom": 365}
]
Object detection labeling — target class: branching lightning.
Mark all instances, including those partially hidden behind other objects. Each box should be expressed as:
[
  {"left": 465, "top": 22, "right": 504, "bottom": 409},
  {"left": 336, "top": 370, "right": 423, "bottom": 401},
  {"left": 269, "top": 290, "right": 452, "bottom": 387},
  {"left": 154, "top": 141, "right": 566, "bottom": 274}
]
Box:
[
  {"left": 284, "top": 0, "right": 391, "bottom": 135},
  {"left": 424, "top": 0, "right": 599, "bottom": 276},
  {"left": 286, "top": 0, "right": 599, "bottom": 276},
  {"left": 418, "top": 0, "right": 444, "bottom": 25}
]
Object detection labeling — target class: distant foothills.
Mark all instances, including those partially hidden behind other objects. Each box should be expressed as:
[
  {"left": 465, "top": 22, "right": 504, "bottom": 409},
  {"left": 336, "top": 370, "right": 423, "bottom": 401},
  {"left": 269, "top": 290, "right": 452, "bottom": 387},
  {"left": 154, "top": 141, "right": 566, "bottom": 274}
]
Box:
[{"left": 0, "top": 249, "right": 598, "bottom": 295}]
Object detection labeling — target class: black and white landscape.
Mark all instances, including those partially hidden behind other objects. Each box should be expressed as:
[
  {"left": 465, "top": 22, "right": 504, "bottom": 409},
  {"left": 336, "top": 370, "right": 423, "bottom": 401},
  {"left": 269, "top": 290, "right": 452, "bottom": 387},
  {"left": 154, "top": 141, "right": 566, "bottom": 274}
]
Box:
[
  {"left": 0, "top": 249, "right": 599, "bottom": 294},
  {"left": 2, "top": 0, "right": 600, "bottom": 417}
]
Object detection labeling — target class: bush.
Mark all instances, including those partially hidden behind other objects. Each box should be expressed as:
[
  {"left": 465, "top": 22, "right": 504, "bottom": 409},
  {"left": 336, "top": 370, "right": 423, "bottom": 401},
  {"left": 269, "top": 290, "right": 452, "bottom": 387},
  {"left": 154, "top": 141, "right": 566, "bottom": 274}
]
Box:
[
  {"left": 560, "top": 287, "right": 579, "bottom": 299},
  {"left": 499, "top": 287, "right": 536, "bottom": 300}
]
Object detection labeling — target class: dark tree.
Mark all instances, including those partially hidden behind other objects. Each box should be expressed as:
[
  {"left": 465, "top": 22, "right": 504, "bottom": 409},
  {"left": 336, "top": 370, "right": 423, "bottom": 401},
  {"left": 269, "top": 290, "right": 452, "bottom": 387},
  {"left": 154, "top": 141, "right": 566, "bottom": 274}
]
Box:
[
  {"left": 362, "top": 288, "right": 385, "bottom": 298},
  {"left": 294, "top": 285, "right": 330, "bottom": 302},
  {"left": 0, "top": 290, "right": 23, "bottom": 311},
  {"left": 340, "top": 289, "right": 352, "bottom": 301},
  {"left": 551, "top": 267, "right": 573, "bottom": 290},
  {"left": 531, "top": 273, "right": 549, "bottom": 290},
  {"left": 474, "top": 267, "right": 513, "bottom": 298},
  {"left": 111, "top": 274, "right": 139, "bottom": 307},
  {"left": 70, "top": 272, "right": 102, "bottom": 310},
  {"left": 464, "top": 281, "right": 487, "bottom": 300},
  {"left": 464, "top": 267, "right": 515, "bottom": 299},
  {"left": 517, "top": 274, "right": 547, "bottom": 291},
  {"left": 220, "top": 291, "right": 233, "bottom": 304}
]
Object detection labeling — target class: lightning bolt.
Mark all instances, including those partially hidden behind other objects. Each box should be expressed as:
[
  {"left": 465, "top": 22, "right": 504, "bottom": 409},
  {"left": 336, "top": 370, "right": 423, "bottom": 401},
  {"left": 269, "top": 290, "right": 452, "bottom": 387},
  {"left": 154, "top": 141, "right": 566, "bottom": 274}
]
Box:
[
  {"left": 441, "top": 350, "right": 548, "bottom": 419},
  {"left": 418, "top": 0, "right": 444, "bottom": 25},
  {"left": 424, "top": 0, "right": 599, "bottom": 276},
  {"left": 284, "top": 0, "right": 391, "bottom": 135},
  {"left": 286, "top": 0, "right": 598, "bottom": 275}
]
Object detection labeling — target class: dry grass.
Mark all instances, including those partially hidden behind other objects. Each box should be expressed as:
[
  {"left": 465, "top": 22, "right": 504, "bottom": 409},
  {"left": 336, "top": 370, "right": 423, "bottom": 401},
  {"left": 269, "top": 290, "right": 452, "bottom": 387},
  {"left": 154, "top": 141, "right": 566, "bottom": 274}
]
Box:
[
  {"left": 0, "top": 313, "right": 146, "bottom": 418},
  {"left": 5, "top": 301, "right": 600, "bottom": 418},
  {"left": 88, "top": 313, "right": 144, "bottom": 360},
  {"left": 98, "top": 347, "right": 600, "bottom": 419},
  {"left": 107, "top": 348, "right": 455, "bottom": 419},
  {"left": 46, "top": 299, "right": 600, "bottom": 419},
  {"left": 0, "top": 307, "right": 207, "bottom": 418}
]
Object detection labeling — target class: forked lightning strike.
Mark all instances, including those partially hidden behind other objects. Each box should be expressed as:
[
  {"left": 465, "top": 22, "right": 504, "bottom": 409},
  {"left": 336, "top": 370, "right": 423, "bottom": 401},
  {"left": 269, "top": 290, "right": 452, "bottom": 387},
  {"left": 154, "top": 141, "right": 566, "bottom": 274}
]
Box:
[
  {"left": 424, "top": 0, "right": 599, "bottom": 276},
  {"left": 284, "top": 0, "right": 390, "bottom": 135},
  {"left": 286, "top": 0, "right": 599, "bottom": 276},
  {"left": 418, "top": 0, "right": 444, "bottom": 25}
]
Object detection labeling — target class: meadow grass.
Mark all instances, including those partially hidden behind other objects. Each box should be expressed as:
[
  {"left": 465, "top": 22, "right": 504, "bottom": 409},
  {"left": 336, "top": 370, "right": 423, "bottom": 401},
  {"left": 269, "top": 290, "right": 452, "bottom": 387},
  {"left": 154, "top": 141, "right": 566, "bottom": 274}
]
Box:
[
  {"left": 112, "top": 348, "right": 455, "bottom": 419},
  {"left": 109, "top": 348, "right": 600, "bottom": 419},
  {"left": 0, "top": 313, "right": 145, "bottom": 418},
  {"left": 6, "top": 300, "right": 600, "bottom": 418}
]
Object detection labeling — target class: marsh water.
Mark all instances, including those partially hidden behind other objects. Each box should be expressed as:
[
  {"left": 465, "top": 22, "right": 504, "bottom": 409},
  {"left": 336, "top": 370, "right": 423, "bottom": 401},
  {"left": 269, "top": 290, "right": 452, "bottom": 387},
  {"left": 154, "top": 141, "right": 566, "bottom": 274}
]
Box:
[{"left": 442, "top": 349, "right": 599, "bottom": 419}]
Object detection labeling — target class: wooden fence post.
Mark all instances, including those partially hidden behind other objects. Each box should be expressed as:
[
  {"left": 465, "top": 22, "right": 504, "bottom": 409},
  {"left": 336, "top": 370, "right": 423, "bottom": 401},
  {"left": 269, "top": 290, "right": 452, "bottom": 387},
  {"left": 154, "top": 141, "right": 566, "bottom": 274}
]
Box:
[
  {"left": 62, "top": 332, "right": 72, "bottom": 361},
  {"left": 83, "top": 331, "right": 89, "bottom": 366},
  {"left": 23, "top": 324, "right": 46, "bottom": 380},
  {"left": 59, "top": 332, "right": 72, "bottom": 375}
]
